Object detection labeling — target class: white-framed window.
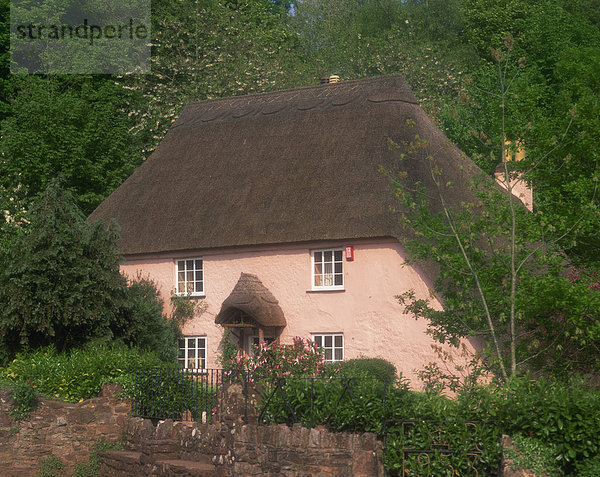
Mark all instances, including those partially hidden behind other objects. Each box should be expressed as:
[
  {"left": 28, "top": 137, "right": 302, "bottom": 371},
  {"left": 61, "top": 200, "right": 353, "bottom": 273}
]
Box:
[
  {"left": 311, "top": 249, "right": 344, "bottom": 290},
  {"left": 176, "top": 258, "right": 204, "bottom": 296},
  {"left": 312, "top": 333, "right": 344, "bottom": 362},
  {"left": 178, "top": 336, "right": 206, "bottom": 371}
]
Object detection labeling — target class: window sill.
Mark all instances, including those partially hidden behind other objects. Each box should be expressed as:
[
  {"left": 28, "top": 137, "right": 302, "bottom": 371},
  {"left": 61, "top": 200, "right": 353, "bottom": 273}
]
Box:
[
  {"left": 306, "top": 288, "right": 345, "bottom": 293},
  {"left": 181, "top": 368, "right": 208, "bottom": 374},
  {"left": 173, "top": 294, "right": 206, "bottom": 299}
]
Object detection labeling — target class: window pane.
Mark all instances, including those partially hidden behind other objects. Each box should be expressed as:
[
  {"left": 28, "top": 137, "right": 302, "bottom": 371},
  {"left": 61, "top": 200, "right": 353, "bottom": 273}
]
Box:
[
  {"left": 335, "top": 335, "right": 343, "bottom": 347},
  {"left": 195, "top": 259, "right": 202, "bottom": 270},
  {"left": 325, "top": 335, "right": 332, "bottom": 347},
  {"left": 195, "top": 282, "right": 203, "bottom": 292},
  {"left": 178, "top": 271, "right": 185, "bottom": 281},
  {"left": 186, "top": 260, "right": 194, "bottom": 269},
  {"left": 334, "top": 250, "right": 342, "bottom": 261},
  {"left": 177, "top": 260, "right": 185, "bottom": 270},
  {"left": 188, "top": 348, "right": 195, "bottom": 358},
  {"left": 187, "top": 271, "right": 194, "bottom": 282},
  {"left": 314, "top": 336, "right": 322, "bottom": 347},
  {"left": 178, "top": 339, "right": 185, "bottom": 348},
  {"left": 314, "top": 251, "right": 322, "bottom": 262},
  {"left": 324, "top": 348, "right": 332, "bottom": 361},
  {"left": 335, "top": 348, "right": 343, "bottom": 361},
  {"left": 334, "top": 262, "right": 342, "bottom": 273},
  {"left": 334, "top": 275, "right": 343, "bottom": 286},
  {"left": 324, "top": 250, "right": 332, "bottom": 261}
]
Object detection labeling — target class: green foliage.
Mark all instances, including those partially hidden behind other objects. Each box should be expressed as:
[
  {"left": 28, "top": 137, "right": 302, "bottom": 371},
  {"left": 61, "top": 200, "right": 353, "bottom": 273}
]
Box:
[
  {"left": 0, "top": 75, "right": 142, "bottom": 216},
  {"left": 9, "top": 380, "right": 37, "bottom": 420},
  {"left": 392, "top": 44, "right": 600, "bottom": 377},
  {"left": 338, "top": 357, "right": 397, "bottom": 382},
  {"left": 169, "top": 293, "right": 206, "bottom": 329},
  {"left": 458, "top": 376, "right": 600, "bottom": 474},
  {"left": 260, "top": 376, "right": 500, "bottom": 475},
  {"left": 505, "top": 434, "right": 561, "bottom": 476},
  {"left": 0, "top": 182, "right": 180, "bottom": 362},
  {"left": 576, "top": 453, "right": 600, "bottom": 477},
  {"left": 72, "top": 440, "right": 124, "bottom": 477},
  {"left": 0, "top": 343, "right": 164, "bottom": 401},
  {"left": 36, "top": 454, "right": 65, "bottom": 477},
  {"left": 217, "top": 329, "right": 239, "bottom": 370},
  {"left": 116, "top": 275, "right": 180, "bottom": 362},
  {"left": 131, "top": 367, "right": 216, "bottom": 421},
  {"left": 261, "top": 376, "right": 406, "bottom": 433},
  {"left": 0, "top": 180, "right": 126, "bottom": 358},
  {"left": 125, "top": 0, "right": 312, "bottom": 155}
]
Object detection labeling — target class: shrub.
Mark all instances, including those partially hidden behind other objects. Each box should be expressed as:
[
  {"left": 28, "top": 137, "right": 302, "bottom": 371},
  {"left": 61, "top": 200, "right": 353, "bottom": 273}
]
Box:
[
  {"left": 505, "top": 434, "right": 561, "bottom": 476},
  {"left": 0, "top": 342, "right": 164, "bottom": 401},
  {"left": 115, "top": 275, "right": 180, "bottom": 362},
  {"left": 10, "top": 380, "right": 37, "bottom": 420},
  {"left": 457, "top": 376, "right": 600, "bottom": 475},
  {"left": 576, "top": 454, "right": 600, "bottom": 477},
  {"left": 338, "top": 357, "right": 397, "bottom": 382},
  {"left": 222, "top": 336, "right": 331, "bottom": 380},
  {"left": 0, "top": 181, "right": 126, "bottom": 359}
]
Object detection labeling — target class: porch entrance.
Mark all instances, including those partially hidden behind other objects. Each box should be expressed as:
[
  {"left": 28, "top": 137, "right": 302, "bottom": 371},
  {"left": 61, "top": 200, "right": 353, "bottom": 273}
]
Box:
[{"left": 215, "top": 273, "right": 286, "bottom": 357}]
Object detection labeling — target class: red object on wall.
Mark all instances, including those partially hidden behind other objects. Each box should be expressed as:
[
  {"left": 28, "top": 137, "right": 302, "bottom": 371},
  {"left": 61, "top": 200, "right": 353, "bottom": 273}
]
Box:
[{"left": 345, "top": 246, "right": 354, "bottom": 261}]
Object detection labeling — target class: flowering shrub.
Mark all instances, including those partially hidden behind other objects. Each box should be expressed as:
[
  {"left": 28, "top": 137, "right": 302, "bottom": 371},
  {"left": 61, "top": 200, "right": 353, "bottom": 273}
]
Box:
[{"left": 222, "top": 336, "right": 335, "bottom": 380}]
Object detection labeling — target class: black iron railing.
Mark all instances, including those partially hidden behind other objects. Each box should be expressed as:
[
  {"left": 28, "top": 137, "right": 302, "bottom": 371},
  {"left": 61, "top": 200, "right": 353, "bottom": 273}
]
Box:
[{"left": 131, "top": 367, "right": 246, "bottom": 422}]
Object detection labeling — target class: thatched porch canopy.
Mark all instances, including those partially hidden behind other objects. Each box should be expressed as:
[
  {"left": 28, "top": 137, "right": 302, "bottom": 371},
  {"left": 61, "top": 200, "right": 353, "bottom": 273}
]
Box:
[{"left": 215, "top": 273, "right": 286, "bottom": 328}]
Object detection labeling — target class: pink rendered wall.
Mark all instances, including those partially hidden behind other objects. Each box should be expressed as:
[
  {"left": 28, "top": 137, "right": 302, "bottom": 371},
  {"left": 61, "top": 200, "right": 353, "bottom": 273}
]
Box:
[{"left": 120, "top": 238, "right": 474, "bottom": 388}]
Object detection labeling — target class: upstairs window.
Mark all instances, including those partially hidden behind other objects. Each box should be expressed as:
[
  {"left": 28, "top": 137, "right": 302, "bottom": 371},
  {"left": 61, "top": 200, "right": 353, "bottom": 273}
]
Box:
[
  {"left": 312, "top": 249, "right": 344, "bottom": 290},
  {"left": 176, "top": 258, "right": 204, "bottom": 296},
  {"left": 178, "top": 336, "right": 206, "bottom": 371},
  {"left": 312, "top": 333, "right": 344, "bottom": 362}
]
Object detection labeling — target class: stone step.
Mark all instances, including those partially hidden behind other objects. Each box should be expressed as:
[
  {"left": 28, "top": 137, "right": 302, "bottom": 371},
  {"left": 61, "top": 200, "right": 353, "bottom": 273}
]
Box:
[
  {"left": 0, "top": 466, "right": 37, "bottom": 477},
  {"left": 98, "top": 449, "right": 218, "bottom": 477},
  {"left": 98, "top": 450, "right": 144, "bottom": 476},
  {"left": 155, "top": 458, "right": 217, "bottom": 476}
]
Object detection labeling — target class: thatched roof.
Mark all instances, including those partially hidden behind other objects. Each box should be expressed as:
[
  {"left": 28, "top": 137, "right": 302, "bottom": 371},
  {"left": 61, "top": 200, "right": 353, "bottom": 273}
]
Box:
[
  {"left": 89, "top": 75, "right": 480, "bottom": 255},
  {"left": 215, "top": 273, "right": 286, "bottom": 327}
]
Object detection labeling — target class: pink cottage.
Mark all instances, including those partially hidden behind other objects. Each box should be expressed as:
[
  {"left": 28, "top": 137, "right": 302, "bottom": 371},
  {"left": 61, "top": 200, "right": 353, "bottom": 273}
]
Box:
[{"left": 89, "top": 75, "right": 480, "bottom": 386}]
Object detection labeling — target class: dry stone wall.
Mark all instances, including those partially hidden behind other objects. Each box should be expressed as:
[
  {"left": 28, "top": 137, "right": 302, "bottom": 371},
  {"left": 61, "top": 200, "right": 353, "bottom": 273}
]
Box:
[
  {"left": 109, "top": 417, "right": 384, "bottom": 476},
  {"left": 0, "top": 384, "right": 130, "bottom": 476}
]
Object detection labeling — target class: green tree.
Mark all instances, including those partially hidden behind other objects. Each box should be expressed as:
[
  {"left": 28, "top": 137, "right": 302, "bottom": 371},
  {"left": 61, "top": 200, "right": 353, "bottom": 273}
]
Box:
[
  {"left": 0, "top": 75, "right": 143, "bottom": 217},
  {"left": 124, "top": 0, "right": 311, "bottom": 155},
  {"left": 0, "top": 180, "right": 126, "bottom": 358},
  {"left": 450, "top": 0, "right": 600, "bottom": 268},
  {"left": 393, "top": 43, "right": 600, "bottom": 380}
]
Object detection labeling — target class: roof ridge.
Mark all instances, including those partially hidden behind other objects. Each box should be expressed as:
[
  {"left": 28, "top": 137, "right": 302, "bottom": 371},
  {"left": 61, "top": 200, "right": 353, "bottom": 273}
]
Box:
[
  {"left": 170, "top": 74, "right": 419, "bottom": 128},
  {"left": 184, "top": 74, "right": 412, "bottom": 107}
]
